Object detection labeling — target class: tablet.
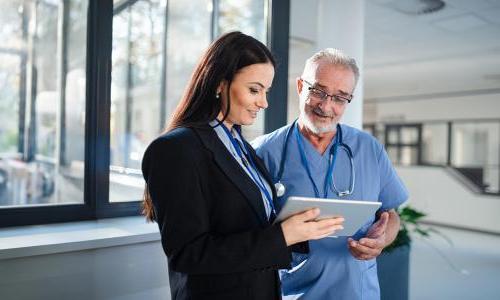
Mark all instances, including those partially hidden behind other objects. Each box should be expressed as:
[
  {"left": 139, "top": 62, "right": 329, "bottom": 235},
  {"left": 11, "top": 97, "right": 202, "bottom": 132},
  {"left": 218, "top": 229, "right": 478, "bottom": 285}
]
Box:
[{"left": 275, "top": 196, "right": 382, "bottom": 237}]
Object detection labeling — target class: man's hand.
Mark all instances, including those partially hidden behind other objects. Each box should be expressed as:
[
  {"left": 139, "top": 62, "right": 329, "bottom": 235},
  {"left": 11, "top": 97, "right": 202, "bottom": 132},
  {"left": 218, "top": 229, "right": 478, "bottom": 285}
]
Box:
[{"left": 347, "top": 211, "right": 391, "bottom": 260}]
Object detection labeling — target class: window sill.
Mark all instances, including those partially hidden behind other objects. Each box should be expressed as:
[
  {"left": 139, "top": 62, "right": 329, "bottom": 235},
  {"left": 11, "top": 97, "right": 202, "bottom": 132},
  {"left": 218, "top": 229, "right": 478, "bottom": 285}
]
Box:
[{"left": 0, "top": 216, "right": 160, "bottom": 260}]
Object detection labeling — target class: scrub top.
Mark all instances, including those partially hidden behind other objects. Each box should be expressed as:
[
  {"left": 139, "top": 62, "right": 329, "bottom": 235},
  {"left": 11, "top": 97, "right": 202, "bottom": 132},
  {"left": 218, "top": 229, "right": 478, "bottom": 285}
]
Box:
[{"left": 252, "top": 123, "right": 408, "bottom": 300}]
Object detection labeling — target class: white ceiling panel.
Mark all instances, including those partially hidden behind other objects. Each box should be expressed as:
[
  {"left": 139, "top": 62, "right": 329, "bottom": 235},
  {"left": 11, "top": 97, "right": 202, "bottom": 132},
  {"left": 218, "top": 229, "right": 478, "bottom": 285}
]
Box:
[{"left": 364, "top": 0, "right": 500, "bottom": 100}]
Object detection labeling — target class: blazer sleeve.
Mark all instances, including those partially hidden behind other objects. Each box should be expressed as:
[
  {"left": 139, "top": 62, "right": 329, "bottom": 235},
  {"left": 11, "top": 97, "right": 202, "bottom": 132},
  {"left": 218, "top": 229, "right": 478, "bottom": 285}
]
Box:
[{"left": 143, "top": 133, "right": 292, "bottom": 275}]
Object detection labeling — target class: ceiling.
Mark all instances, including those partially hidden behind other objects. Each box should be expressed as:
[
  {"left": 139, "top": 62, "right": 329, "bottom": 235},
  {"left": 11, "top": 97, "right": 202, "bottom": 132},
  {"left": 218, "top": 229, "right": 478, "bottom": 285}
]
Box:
[
  {"left": 289, "top": 0, "right": 500, "bottom": 102},
  {"left": 365, "top": 0, "right": 500, "bottom": 67}
]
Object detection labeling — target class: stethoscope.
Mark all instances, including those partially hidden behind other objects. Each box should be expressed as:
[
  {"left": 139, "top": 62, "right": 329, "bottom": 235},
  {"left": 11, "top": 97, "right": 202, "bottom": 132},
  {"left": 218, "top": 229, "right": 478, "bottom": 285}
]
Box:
[{"left": 274, "top": 120, "right": 355, "bottom": 198}]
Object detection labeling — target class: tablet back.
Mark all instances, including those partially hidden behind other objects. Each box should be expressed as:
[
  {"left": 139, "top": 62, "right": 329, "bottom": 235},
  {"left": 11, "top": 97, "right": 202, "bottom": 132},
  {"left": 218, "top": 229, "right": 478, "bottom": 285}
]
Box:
[{"left": 275, "top": 196, "right": 382, "bottom": 237}]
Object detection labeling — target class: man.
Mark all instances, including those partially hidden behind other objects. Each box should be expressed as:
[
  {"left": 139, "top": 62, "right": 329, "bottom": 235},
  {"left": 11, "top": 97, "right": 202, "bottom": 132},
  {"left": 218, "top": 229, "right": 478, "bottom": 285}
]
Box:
[{"left": 252, "top": 48, "right": 408, "bottom": 300}]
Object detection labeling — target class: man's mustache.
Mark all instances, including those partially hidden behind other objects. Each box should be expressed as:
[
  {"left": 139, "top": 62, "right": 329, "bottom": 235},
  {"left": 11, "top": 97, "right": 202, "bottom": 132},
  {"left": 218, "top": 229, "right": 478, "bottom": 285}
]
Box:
[{"left": 312, "top": 107, "right": 334, "bottom": 118}]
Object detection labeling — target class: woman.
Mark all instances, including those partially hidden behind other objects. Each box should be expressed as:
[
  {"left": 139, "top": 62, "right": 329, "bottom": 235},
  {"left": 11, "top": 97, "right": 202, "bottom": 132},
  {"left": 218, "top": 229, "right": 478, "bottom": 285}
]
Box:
[{"left": 142, "top": 31, "right": 343, "bottom": 300}]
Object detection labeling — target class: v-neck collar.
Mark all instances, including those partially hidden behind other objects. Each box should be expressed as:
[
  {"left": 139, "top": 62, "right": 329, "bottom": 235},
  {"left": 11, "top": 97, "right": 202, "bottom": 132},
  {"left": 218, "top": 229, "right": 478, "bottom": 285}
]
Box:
[{"left": 294, "top": 123, "right": 337, "bottom": 167}]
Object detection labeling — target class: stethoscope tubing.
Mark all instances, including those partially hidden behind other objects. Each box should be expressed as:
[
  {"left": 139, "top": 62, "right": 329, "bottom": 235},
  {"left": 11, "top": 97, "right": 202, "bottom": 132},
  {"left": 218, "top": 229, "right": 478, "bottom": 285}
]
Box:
[{"left": 275, "top": 120, "right": 355, "bottom": 198}]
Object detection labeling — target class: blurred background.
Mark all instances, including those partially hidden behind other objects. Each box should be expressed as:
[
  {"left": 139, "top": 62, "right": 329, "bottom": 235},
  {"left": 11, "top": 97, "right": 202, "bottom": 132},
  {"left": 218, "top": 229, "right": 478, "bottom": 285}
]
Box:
[{"left": 0, "top": 0, "right": 499, "bottom": 299}]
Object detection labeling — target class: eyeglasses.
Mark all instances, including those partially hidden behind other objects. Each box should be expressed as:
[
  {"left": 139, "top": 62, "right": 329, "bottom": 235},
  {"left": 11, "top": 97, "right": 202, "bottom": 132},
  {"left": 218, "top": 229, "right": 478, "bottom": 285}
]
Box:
[{"left": 301, "top": 78, "right": 352, "bottom": 106}]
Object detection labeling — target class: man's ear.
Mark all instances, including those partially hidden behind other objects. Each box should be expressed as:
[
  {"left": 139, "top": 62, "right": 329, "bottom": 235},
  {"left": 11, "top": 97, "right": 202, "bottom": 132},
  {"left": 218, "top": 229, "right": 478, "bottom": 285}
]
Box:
[{"left": 296, "top": 77, "right": 303, "bottom": 95}]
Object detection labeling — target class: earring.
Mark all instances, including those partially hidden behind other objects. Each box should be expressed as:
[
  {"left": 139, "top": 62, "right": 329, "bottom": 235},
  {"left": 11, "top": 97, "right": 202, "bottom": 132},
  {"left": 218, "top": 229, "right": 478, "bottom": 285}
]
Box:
[{"left": 216, "top": 93, "right": 220, "bottom": 99}]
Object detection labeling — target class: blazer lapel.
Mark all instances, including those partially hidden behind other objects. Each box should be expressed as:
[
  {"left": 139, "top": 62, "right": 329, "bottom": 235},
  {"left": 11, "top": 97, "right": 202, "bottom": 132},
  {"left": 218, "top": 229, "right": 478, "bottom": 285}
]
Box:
[
  {"left": 192, "top": 125, "right": 268, "bottom": 225},
  {"left": 245, "top": 142, "right": 278, "bottom": 205},
  {"left": 246, "top": 143, "right": 279, "bottom": 223}
]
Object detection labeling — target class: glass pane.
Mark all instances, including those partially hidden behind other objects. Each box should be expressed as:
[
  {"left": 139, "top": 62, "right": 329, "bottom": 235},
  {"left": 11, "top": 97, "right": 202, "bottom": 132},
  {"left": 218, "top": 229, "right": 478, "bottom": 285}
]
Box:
[
  {"left": 165, "top": 0, "right": 211, "bottom": 124},
  {"left": 400, "top": 126, "right": 419, "bottom": 144},
  {"left": 110, "top": 0, "right": 168, "bottom": 203},
  {"left": 110, "top": 0, "right": 213, "bottom": 202},
  {"left": 451, "top": 122, "right": 499, "bottom": 167},
  {"left": 0, "top": 0, "right": 87, "bottom": 207},
  {"left": 451, "top": 122, "right": 500, "bottom": 193},
  {"left": 218, "top": 0, "right": 268, "bottom": 141},
  {"left": 218, "top": 0, "right": 267, "bottom": 43},
  {"left": 0, "top": 53, "right": 19, "bottom": 155},
  {"left": 400, "top": 146, "right": 418, "bottom": 166},
  {"left": 421, "top": 123, "right": 448, "bottom": 165},
  {"left": 386, "top": 128, "right": 399, "bottom": 144}
]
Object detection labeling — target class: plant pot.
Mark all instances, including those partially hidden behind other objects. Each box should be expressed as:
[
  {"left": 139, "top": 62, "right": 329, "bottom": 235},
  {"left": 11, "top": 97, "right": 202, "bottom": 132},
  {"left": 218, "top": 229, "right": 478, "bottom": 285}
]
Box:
[{"left": 377, "top": 244, "right": 410, "bottom": 300}]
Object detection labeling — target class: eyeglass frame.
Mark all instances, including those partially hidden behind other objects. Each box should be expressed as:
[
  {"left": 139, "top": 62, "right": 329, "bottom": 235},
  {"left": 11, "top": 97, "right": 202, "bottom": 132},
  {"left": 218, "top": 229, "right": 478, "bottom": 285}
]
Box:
[{"left": 300, "top": 78, "right": 353, "bottom": 106}]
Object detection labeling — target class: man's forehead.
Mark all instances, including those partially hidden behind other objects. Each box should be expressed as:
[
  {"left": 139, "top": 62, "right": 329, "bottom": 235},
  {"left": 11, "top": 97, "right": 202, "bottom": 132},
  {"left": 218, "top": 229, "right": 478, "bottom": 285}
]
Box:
[
  {"left": 303, "top": 59, "right": 351, "bottom": 77},
  {"left": 314, "top": 61, "right": 352, "bottom": 77}
]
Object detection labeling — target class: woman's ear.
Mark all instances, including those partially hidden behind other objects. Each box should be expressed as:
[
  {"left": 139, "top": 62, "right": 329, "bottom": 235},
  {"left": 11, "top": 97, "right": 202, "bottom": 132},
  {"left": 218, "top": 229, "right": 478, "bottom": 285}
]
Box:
[{"left": 217, "top": 80, "right": 227, "bottom": 95}]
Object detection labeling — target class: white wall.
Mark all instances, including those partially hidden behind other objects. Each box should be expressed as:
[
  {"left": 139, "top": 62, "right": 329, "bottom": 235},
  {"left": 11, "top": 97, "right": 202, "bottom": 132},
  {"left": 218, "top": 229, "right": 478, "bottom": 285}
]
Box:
[
  {"left": 397, "top": 166, "right": 500, "bottom": 234},
  {"left": 364, "top": 92, "right": 500, "bottom": 124},
  {"left": 0, "top": 241, "right": 170, "bottom": 300},
  {"left": 288, "top": 0, "right": 365, "bottom": 128}
]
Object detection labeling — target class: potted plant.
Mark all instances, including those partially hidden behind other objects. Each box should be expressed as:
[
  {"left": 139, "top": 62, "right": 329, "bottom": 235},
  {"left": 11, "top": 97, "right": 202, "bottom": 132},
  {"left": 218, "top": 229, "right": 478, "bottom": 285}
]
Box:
[{"left": 377, "top": 206, "right": 431, "bottom": 300}]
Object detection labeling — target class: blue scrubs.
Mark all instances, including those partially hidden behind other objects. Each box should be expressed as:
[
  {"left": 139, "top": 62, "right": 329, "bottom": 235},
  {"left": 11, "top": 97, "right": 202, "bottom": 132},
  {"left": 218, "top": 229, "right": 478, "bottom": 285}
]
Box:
[{"left": 252, "top": 123, "right": 408, "bottom": 300}]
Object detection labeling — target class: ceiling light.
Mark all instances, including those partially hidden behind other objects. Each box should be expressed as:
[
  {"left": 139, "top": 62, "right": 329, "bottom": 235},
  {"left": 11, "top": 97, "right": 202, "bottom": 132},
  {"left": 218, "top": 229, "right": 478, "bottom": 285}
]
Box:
[{"left": 391, "top": 0, "right": 446, "bottom": 15}]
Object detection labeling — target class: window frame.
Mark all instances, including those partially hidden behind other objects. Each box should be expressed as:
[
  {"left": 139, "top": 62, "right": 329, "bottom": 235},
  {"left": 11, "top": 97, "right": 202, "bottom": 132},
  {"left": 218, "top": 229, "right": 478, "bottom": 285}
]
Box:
[
  {"left": 384, "top": 123, "right": 423, "bottom": 166},
  {"left": 368, "top": 119, "right": 500, "bottom": 196}
]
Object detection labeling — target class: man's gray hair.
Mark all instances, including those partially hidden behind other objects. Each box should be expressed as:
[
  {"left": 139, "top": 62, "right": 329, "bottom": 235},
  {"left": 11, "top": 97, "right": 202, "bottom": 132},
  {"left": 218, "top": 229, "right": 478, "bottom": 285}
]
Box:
[{"left": 303, "top": 48, "right": 360, "bottom": 85}]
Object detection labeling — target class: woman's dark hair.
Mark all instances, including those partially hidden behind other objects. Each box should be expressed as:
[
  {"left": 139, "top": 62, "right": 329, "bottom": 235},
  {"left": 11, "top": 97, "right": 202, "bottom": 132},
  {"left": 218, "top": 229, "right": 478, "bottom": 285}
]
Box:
[{"left": 143, "top": 31, "right": 276, "bottom": 221}]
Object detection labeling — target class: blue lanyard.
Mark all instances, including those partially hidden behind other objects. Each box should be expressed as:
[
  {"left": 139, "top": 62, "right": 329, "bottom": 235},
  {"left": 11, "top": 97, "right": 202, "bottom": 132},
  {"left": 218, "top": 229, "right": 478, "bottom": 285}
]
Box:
[
  {"left": 219, "top": 123, "right": 276, "bottom": 217},
  {"left": 294, "top": 123, "right": 339, "bottom": 198}
]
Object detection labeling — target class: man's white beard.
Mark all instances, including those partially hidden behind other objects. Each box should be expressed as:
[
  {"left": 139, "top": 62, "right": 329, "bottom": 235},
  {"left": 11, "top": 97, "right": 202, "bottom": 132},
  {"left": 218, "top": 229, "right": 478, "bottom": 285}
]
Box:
[{"left": 299, "top": 110, "right": 337, "bottom": 135}]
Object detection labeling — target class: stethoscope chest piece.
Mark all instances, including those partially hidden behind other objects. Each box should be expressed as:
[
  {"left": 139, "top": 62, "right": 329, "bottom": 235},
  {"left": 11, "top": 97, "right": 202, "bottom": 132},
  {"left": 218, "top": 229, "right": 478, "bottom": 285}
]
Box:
[{"left": 275, "top": 182, "right": 286, "bottom": 197}]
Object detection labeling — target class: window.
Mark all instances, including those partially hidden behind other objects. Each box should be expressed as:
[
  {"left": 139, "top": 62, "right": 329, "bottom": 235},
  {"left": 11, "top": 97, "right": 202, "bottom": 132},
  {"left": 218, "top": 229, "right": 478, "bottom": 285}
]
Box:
[
  {"left": 0, "top": 0, "right": 287, "bottom": 227},
  {"left": 165, "top": 0, "right": 212, "bottom": 125},
  {"left": 367, "top": 120, "right": 500, "bottom": 195},
  {"left": 421, "top": 123, "right": 448, "bottom": 165},
  {"left": 0, "top": 0, "right": 88, "bottom": 208},
  {"left": 109, "top": 0, "right": 272, "bottom": 203},
  {"left": 451, "top": 121, "right": 500, "bottom": 193},
  {"left": 217, "top": 0, "right": 267, "bottom": 43},
  {"left": 110, "top": 0, "right": 168, "bottom": 203},
  {"left": 109, "top": 0, "right": 212, "bottom": 202},
  {"left": 385, "top": 124, "right": 421, "bottom": 166}
]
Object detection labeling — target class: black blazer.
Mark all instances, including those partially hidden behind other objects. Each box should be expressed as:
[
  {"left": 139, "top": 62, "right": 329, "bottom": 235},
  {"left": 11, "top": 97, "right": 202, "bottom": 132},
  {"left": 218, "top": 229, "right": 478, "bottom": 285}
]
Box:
[{"left": 142, "top": 124, "right": 292, "bottom": 300}]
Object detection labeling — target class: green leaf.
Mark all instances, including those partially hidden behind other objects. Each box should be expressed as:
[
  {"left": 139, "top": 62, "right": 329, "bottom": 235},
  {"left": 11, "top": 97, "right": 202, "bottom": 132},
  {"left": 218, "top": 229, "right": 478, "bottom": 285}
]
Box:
[{"left": 415, "top": 227, "right": 430, "bottom": 237}]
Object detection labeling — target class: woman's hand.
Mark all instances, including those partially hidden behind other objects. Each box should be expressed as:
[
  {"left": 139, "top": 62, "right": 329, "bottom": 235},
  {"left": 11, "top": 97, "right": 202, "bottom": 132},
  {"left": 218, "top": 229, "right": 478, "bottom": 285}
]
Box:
[{"left": 280, "top": 208, "right": 344, "bottom": 246}]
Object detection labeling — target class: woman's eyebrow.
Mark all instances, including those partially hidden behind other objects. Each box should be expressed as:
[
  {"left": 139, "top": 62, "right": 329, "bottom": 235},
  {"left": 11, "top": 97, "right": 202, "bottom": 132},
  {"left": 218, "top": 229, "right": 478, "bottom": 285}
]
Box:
[
  {"left": 248, "top": 82, "right": 272, "bottom": 91},
  {"left": 248, "top": 81, "right": 265, "bottom": 88}
]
